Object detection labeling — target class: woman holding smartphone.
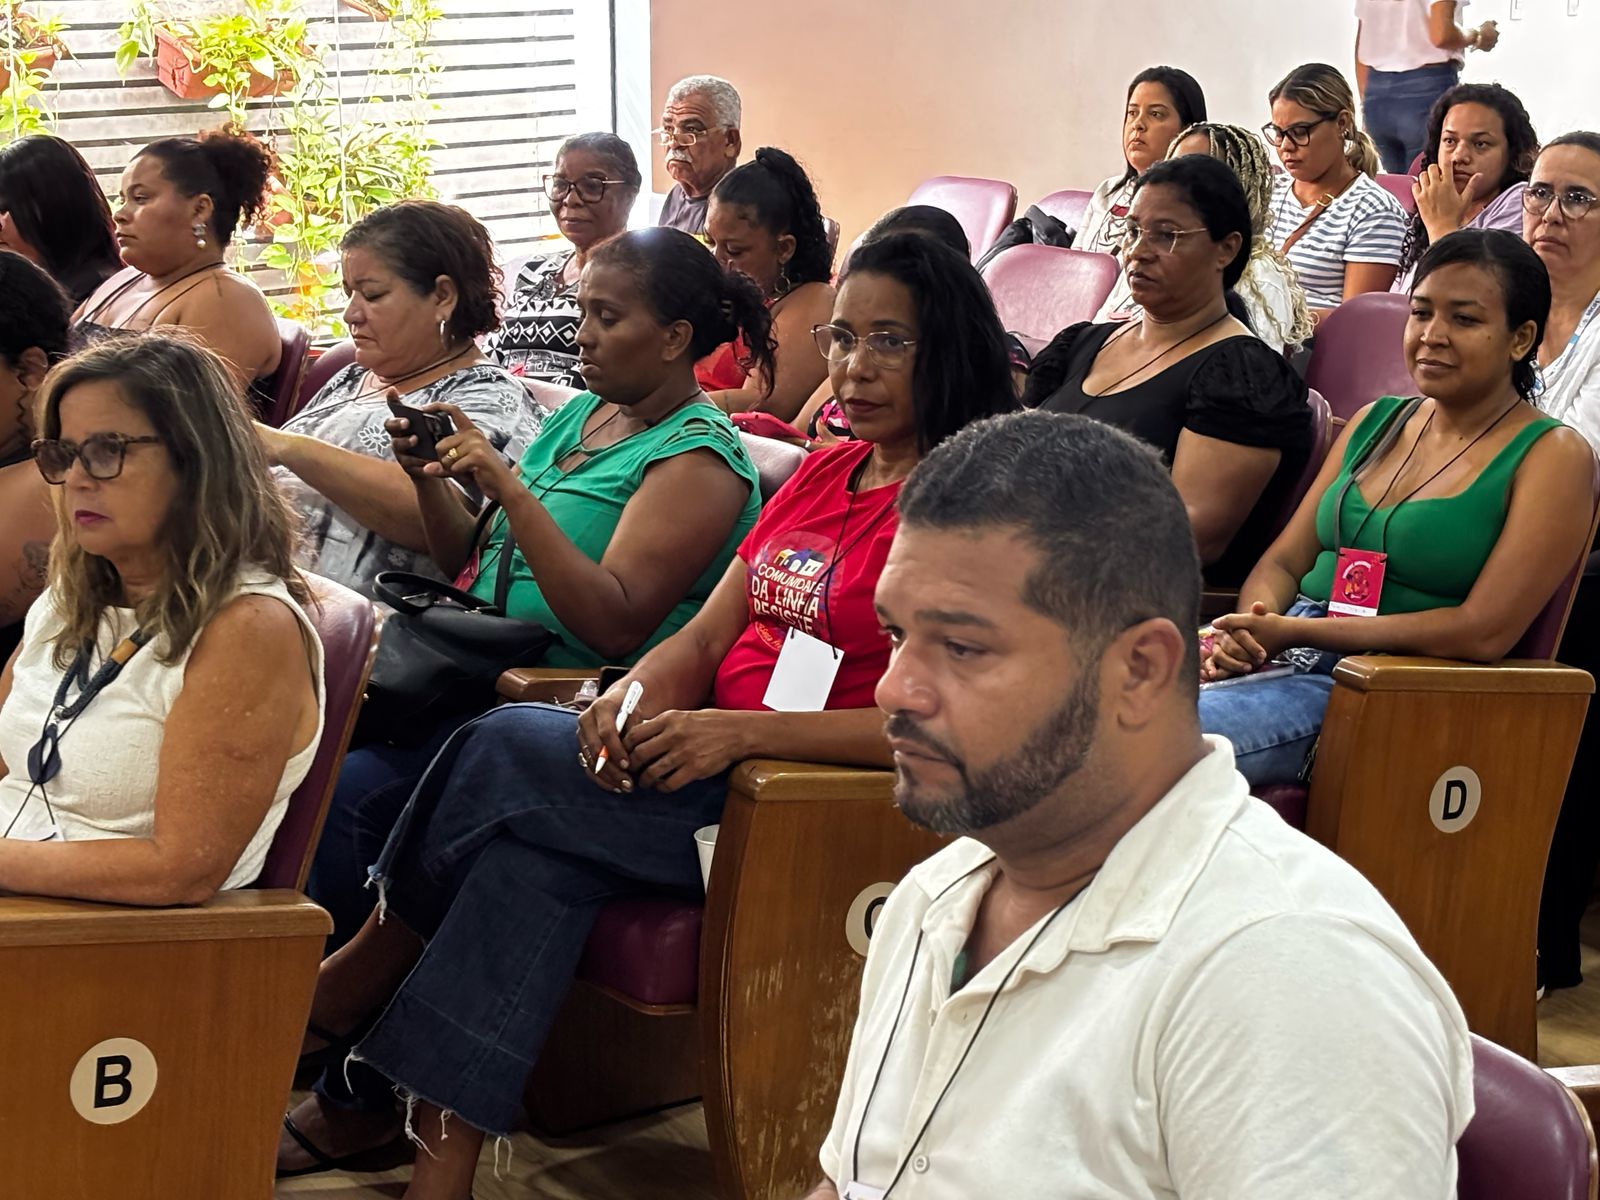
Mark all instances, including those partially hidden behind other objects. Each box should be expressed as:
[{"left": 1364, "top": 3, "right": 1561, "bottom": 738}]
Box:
[
  {"left": 285, "top": 225, "right": 770, "bottom": 1176},
  {"left": 259, "top": 201, "right": 542, "bottom": 598},
  {"left": 279, "top": 232, "right": 1017, "bottom": 1194}
]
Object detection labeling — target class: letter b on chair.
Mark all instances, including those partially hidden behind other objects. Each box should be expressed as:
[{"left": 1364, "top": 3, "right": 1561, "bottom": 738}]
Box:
[{"left": 70, "top": 1038, "right": 158, "bottom": 1125}]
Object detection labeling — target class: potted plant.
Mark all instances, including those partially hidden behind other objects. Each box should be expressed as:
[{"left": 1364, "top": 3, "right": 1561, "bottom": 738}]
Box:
[
  {"left": 0, "top": 2, "right": 69, "bottom": 93},
  {"left": 116, "top": 0, "right": 312, "bottom": 126},
  {"left": 340, "top": 0, "right": 391, "bottom": 19}
]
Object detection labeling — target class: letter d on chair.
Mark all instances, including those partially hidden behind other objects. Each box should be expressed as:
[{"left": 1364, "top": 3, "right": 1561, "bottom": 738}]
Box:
[{"left": 1429, "top": 766, "right": 1483, "bottom": 833}]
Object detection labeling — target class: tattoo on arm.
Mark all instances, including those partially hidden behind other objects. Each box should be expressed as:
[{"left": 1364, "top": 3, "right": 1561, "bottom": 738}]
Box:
[{"left": 19, "top": 541, "right": 47, "bottom": 589}]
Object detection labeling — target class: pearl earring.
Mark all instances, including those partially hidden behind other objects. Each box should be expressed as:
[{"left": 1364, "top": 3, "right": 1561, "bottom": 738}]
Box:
[
  {"left": 438, "top": 319, "right": 447, "bottom": 345},
  {"left": 193, "top": 221, "right": 207, "bottom": 249}
]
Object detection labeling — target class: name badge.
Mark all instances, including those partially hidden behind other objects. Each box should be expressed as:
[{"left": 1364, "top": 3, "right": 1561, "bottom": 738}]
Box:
[
  {"left": 843, "top": 1184, "right": 886, "bottom": 1200},
  {"left": 761, "top": 627, "right": 843, "bottom": 712},
  {"left": 1327, "top": 547, "right": 1387, "bottom": 618}
]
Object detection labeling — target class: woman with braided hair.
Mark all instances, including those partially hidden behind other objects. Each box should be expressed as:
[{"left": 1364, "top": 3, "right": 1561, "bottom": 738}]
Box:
[
  {"left": 698, "top": 145, "right": 835, "bottom": 420},
  {"left": 1098, "top": 122, "right": 1315, "bottom": 353}
]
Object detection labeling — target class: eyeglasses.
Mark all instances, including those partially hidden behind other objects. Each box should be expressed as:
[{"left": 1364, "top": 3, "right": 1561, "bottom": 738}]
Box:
[
  {"left": 1118, "top": 224, "right": 1211, "bottom": 256},
  {"left": 811, "top": 325, "right": 918, "bottom": 370},
  {"left": 543, "top": 175, "right": 630, "bottom": 206},
  {"left": 32, "top": 433, "right": 163, "bottom": 484},
  {"left": 1261, "top": 115, "right": 1335, "bottom": 148},
  {"left": 652, "top": 125, "right": 723, "bottom": 148},
  {"left": 1524, "top": 183, "right": 1598, "bottom": 221}
]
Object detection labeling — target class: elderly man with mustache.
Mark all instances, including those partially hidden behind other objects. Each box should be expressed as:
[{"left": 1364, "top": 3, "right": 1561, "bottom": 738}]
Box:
[{"left": 656, "top": 75, "right": 742, "bottom": 236}]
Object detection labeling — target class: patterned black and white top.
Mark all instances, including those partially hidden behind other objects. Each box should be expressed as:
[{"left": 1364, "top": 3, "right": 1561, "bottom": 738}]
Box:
[
  {"left": 274, "top": 363, "right": 545, "bottom": 596},
  {"left": 483, "top": 250, "right": 584, "bottom": 387}
]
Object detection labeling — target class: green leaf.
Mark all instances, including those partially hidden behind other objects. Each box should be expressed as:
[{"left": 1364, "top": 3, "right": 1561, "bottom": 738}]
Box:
[{"left": 114, "top": 41, "right": 139, "bottom": 75}]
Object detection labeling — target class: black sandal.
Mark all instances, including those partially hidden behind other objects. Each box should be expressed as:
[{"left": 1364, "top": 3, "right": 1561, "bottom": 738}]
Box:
[
  {"left": 276, "top": 1111, "right": 413, "bottom": 1179},
  {"left": 296, "top": 1014, "right": 375, "bottom": 1074}
]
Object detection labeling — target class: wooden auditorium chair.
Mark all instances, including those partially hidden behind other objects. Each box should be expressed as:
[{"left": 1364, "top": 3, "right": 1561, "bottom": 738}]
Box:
[
  {"left": 258, "top": 317, "right": 312, "bottom": 428},
  {"left": 1254, "top": 471, "right": 1600, "bottom": 1060},
  {"left": 1303, "top": 291, "right": 1414, "bottom": 424},
  {"left": 1464, "top": 1036, "right": 1597, "bottom": 1200},
  {"left": 0, "top": 574, "right": 380, "bottom": 1200},
  {"left": 979, "top": 243, "right": 1121, "bottom": 345},
  {"left": 905, "top": 175, "right": 1018, "bottom": 263},
  {"left": 1032, "top": 187, "right": 1095, "bottom": 233}
]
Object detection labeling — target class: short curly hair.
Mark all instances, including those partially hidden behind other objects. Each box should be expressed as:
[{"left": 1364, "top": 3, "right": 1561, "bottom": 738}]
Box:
[{"left": 339, "top": 200, "right": 502, "bottom": 341}]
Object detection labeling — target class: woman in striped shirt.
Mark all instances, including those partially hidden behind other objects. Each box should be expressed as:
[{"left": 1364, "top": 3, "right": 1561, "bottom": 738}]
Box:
[{"left": 1263, "top": 63, "right": 1407, "bottom": 318}]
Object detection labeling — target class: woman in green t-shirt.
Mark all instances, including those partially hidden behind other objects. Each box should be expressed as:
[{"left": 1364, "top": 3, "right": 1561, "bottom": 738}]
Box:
[
  {"left": 1200, "top": 228, "right": 1595, "bottom": 787},
  {"left": 299, "top": 228, "right": 770, "bottom": 969}
]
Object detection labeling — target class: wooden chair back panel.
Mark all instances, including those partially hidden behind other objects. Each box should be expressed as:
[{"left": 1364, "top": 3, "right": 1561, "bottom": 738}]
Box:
[
  {"left": 0, "top": 891, "right": 327, "bottom": 1199},
  {"left": 699, "top": 762, "right": 945, "bottom": 1200},
  {"left": 1308, "top": 662, "right": 1592, "bottom": 1056}
]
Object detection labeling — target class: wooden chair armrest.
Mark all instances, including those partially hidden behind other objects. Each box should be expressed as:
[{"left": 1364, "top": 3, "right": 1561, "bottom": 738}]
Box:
[
  {"left": 1549, "top": 1066, "right": 1600, "bottom": 1129},
  {"left": 700, "top": 760, "right": 942, "bottom": 1198},
  {"left": 728, "top": 757, "right": 895, "bottom": 804},
  {"left": 496, "top": 667, "right": 602, "bottom": 704},
  {"left": 0, "top": 888, "right": 329, "bottom": 947},
  {"left": 1331, "top": 656, "right": 1595, "bottom": 695},
  {"left": 1199, "top": 588, "right": 1238, "bottom": 622}
]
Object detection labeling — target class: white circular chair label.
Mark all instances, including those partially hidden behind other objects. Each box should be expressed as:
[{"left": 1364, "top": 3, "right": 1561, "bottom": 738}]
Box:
[
  {"left": 1428, "top": 766, "right": 1482, "bottom": 833},
  {"left": 69, "top": 1038, "right": 158, "bottom": 1124},
  {"left": 845, "top": 883, "right": 897, "bottom": 957}
]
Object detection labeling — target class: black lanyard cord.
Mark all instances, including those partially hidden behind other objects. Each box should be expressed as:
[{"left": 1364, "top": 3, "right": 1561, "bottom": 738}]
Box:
[
  {"left": 849, "top": 858, "right": 1089, "bottom": 1195},
  {"left": 5, "top": 629, "right": 150, "bottom": 839}
]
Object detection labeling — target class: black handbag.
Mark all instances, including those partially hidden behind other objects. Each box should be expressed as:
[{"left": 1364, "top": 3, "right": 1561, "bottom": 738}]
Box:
[{"left": 356, "top": 504, "right": 556, "bottom": 744}]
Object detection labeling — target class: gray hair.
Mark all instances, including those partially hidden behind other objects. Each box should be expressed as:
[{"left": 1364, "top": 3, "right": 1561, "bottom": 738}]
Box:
[{"left": 665, "top": 75, "right": 741, "bottom": 129}]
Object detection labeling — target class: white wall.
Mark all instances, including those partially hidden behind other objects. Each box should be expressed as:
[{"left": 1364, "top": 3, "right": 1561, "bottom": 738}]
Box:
[{"left": 650, "top": 0, "right": 1599, "bottom": 250}]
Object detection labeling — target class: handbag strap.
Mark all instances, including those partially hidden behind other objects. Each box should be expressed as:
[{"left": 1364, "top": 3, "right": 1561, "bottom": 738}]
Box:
[
  {"left": 1279, "top": 175, "right": 1360, "bottom": 256},
  {"left": 488, "top": 500, "right": 516, "bottom": 613}
]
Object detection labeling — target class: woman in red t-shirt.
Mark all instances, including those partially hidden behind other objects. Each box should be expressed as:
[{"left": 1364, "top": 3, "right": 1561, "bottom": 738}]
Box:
[{"left": 283, "top": 232, "right": 1015, "bottom": 1194}]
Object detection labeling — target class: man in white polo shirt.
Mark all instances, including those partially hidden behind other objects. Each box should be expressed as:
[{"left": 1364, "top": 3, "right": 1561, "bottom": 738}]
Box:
[{"left": 808, "top": 412, "right": 1473, "bottom": 1200}]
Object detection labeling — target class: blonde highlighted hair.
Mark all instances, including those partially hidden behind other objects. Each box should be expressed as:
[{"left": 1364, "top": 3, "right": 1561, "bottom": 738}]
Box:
[
  {"left": 36, "top": 333, "right": 307, "bottom": 668},
  {"left": 1269, "top": 62, "right": 1382, "bottom": 178},
  {"left": 1168, "top": 122, "right": 1315, "bottom": 348}
]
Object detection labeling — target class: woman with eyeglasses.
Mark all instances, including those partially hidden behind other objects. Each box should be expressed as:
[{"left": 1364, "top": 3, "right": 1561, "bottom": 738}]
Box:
[
  {"left": 1527, "top": 132, "right": 1600, "bottom": 996},
  {"left": 278, "top": 232, "right": 1015, "bottom": 1197},
  {"left": 1263, "top": 63, "right": 1407, "bottom": 316},
  {"left": 1074, "top": 66, "right": 1207, "bottom": 259},
  {"left": 1025, "top": 155, "right": 1313, "bottom": 582},
  {"left": 699, "top": 146, "right": 836, "bottom": 421},
  {"left": 0, "top": 334, "right": 323, "bottom": 904},
  {"left": 1394, "top": 83, "right": 1539, "bottom": 292},
  {"left": 1097, "top": 121, "right": 1315, "bottom": 354},
  {"left": 483, "top": 132, "right": 640, "bottom": 387}
]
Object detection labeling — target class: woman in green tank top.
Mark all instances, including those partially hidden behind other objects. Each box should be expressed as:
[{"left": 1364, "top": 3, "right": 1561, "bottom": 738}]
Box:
[{"left": 1198, "top": 229, "right": 1595, "bottom": 788}]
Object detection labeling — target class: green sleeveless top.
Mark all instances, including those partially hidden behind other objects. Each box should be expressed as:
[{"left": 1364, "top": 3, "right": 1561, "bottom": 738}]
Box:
[
  {"left": 1300, "top": 394, "right": 1562, "bottom": 615},
  {"left": 470, "top": 392, "right": 761, "bottom": 667}
]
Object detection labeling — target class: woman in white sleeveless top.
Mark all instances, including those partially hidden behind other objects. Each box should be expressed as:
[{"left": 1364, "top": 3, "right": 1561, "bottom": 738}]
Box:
[{"left": 0, "top": 334, "right": 323, "bottom": 902}]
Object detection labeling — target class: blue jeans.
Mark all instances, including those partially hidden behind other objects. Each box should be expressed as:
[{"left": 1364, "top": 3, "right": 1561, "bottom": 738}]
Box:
[
  {"left": 1363, "top": 63, "right": 1459, "bottom": 174},
  {"left": 347, "top": 703, "right": 729, "bottom": 1136},
  {"left": 1199, "top": 599, "right": 1338, "bottom": 788}
]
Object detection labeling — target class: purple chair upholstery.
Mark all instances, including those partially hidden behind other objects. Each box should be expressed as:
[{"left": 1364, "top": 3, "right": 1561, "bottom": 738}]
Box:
[
  {"left": 1512, "top": 453, "right": 1600, "bottom": 659},
  {"left": 259, "top": 318, "right": 311, "bottom": 428},
  {"left": 980, "top": 244, "right": 1121, "bottom": 343},
  {"left": 1033, "top": 188, "right": 1094, "bottom": 233},
  {"left": 906, "top": 175, "right": 1018, "bottom": 263},
  {"left": 1458, "top": 1034, "right": 1596, "bottom": 1200},
  {"left": 577, "top": 898, "right": 703, "bottom": 1007},
  {"left": 1272, "top": 388, "right": 1334, "bottom": 537},
  {"left": 1378, "top": 172, "right": 1418, "bottom": 214},
  {"left": 253, "top": 574, "right": 381, "bottom": 891},
  {"left": 298, "top": 338, "right": 357, "bottom": 413},
  {"left": 1304, "top": 292, "right": 1414, "bottom": 424},
  {"left": 739, "top": 432, "right": 807, "bottom": 500}
]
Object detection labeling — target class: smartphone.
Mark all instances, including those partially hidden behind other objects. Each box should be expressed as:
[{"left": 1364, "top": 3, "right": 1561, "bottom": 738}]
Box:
[{"left": 386, "top": 396, "right": 455, "bottom": 461}]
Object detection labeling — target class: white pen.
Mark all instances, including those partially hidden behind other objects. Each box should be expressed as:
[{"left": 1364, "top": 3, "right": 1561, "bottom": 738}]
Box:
[{"left": 593, "top": 680, "right": 644, "bottom": 775}]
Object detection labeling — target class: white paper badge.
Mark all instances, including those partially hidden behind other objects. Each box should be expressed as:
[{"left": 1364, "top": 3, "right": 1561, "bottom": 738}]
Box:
[
  {"left": 843, "top": 1184, "right": 887, "bottom": 1200},
  {"left": 761, "top": 627, "right": 843, "bottom": 712}
]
